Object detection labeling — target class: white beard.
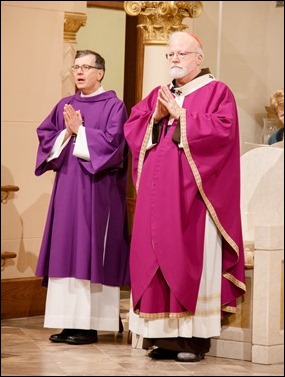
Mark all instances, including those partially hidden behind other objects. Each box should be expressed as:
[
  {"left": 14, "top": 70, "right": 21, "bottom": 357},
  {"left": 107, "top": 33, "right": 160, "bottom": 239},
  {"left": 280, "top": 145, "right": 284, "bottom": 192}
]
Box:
[{"left": 169, "top": 66, "right": 188, "bottom": 79}]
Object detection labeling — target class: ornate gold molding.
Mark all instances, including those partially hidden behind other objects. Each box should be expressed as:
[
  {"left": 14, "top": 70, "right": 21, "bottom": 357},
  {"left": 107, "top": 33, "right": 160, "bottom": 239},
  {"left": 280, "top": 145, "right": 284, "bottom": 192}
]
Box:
[
  {"left": 124, "top": 1, "right": 203, "bottom": 45},
  {"left": 64, "top": 12, "right": 87, "bottom": 43}
]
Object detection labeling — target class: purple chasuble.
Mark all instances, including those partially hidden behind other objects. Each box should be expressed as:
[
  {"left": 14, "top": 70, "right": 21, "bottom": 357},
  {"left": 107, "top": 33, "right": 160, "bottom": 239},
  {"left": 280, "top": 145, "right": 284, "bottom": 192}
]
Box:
[
  {"left": 124, "top": 79, "right": 246, "bottom": 316},
  {"left": 35, "top": 90, "right": 130, "bottom": 287}
]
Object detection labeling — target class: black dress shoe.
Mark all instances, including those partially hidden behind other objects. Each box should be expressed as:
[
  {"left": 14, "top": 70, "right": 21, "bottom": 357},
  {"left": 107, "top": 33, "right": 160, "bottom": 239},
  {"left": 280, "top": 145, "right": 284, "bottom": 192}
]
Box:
[
  {"left": 176, "top": 352, "right": 205, "bottom": 362},
  {"left": 49, "top": 329, "right": 77, "bottom": 343},
  {"left": 66, "top": 330, "right": 98, "bottom": 345},
  {"left": 148, "top": 347, "right": 178, "bottom": 360}
]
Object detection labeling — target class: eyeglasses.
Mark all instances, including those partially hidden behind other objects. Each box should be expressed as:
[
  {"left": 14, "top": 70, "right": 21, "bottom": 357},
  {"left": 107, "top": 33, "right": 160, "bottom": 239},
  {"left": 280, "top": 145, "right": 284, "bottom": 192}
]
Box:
[
  {"left": 71, "top": 64, "right": 101, "bottom": 73},
  {"left": 165, "top": 51, "right": 199, "bottom": 60}
]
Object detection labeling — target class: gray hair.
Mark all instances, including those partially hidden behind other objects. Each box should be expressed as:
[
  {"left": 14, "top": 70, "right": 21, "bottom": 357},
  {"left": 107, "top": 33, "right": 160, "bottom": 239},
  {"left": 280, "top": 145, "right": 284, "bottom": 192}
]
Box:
[
  {"left": 75, "top": 50, "right": 105, "bottom": 71},
  {"left": 168, "top": 31, "right": 204, "bottom": 58}
]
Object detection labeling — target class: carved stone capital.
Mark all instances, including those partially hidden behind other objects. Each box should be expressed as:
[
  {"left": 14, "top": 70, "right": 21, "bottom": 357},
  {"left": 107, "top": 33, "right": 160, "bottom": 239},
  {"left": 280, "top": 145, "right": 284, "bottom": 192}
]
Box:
[
  {"left": 124, "top": 1, "right": 203, "bottom": 45},
  {"left": 64, "top": 12, "right": 87, "bottom": 43}
]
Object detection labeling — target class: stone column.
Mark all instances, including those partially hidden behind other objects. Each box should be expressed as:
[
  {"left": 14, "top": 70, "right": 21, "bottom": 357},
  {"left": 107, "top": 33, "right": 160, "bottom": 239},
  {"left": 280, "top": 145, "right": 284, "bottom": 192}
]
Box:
[
  {"left": 124, "top": 1, "right": 203, "bottom": 97},
  {"left": 63, "top": 12, "right": 87, "bottom": 97}
]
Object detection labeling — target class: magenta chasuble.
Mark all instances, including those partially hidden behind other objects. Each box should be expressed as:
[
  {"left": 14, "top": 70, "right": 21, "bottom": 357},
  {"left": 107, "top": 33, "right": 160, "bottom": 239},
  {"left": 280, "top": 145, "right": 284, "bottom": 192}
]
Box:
[{"left": 124, "top": 77, "right": 246, "bottom": 318}]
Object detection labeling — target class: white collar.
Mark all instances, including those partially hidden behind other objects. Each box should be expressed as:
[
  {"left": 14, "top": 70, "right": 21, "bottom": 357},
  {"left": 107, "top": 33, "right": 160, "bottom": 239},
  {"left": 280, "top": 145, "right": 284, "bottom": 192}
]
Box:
[
  {"left": 81, "top": 86, "right": 105, "bottom": 97},
  {"left": 170, "top": 73, "right": 215, "bottom": 97}
]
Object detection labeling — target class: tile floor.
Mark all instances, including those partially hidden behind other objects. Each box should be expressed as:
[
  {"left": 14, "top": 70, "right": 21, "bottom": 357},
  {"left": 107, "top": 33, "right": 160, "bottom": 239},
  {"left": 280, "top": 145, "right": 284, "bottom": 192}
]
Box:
[{"left": 1, "top": 293, "right": 284, "bottom": 376}]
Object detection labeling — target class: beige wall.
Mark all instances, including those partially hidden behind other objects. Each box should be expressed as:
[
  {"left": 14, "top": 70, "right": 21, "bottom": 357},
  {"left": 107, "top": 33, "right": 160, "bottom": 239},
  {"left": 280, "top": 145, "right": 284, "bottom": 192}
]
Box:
[
  {"left": 140, "top": 1, "right": 284, "bottom": 153},
  {"left": 1, "top": 1, "right": 284, "bottom": 280},
  {"left": 193, "top": 1, "right": 284, "bottom": 152},
  {"left": 76, "top": 7, "right": 126, "bottom": 100},
  {"left": 1, "top": 1, "right": 87, "bottom": 279}
]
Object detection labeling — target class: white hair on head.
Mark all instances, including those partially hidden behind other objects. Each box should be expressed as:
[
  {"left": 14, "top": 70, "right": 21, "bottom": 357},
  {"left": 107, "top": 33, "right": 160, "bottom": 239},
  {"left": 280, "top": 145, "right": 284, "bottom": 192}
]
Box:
[{"left": 168, "top": 31, "right": 204, "bottom": 58}]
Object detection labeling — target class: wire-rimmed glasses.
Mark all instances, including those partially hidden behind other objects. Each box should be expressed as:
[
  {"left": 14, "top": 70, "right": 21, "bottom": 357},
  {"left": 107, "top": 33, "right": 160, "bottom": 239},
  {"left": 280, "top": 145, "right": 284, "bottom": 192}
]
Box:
[
  {"left": 165, "top": 51, "right": 199, "bottom": 60},
  {"left": 71, "top": 64, "right": 101, "bottom": 73}
]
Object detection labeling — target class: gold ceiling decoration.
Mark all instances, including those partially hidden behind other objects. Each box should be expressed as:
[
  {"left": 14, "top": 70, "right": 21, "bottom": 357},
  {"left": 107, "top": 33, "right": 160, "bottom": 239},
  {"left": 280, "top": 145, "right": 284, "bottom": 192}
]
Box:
[
  {"left": 124, "top": 1, "right": 203, "bottom": 45},
  {"left": 64, "top": 12, "right": 87, "bottom": 43}
]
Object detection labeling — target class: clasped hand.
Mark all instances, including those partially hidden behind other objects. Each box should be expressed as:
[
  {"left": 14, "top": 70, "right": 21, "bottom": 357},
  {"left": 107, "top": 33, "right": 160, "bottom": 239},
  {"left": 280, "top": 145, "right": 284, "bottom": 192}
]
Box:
[
  {"left": 63, "top": 104, "right": 82, "bottom": 137},
  {"left": 153, "top": 85, "right": 181, "bottom": 123}
]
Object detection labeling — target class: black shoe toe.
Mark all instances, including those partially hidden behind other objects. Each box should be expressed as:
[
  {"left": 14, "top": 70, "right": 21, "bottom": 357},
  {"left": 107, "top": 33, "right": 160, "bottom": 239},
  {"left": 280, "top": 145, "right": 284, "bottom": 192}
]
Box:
[
  {"left": 49, "top": 329, "right": 76, "bottom": 343},
  {"left": 66, "top": 330, "right": 98, "bottom": 345},
  {"left": 148, "top": 347, "right": 178, "bottom": 360}
]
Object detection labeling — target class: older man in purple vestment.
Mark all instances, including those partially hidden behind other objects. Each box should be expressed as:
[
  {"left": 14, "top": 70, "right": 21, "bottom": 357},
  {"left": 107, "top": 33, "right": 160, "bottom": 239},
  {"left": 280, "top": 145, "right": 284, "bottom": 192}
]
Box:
[
  {"left": 35, "top": 50, "right": 130, "bottom": 345},
  {"left": 124, "top": 31, "right": 246, "bottom": 362}
]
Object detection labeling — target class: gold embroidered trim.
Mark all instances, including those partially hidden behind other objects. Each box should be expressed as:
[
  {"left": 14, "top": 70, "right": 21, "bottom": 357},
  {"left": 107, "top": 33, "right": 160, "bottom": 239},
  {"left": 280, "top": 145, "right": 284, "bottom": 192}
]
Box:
[
  {"left": 221, "top": 304, "right": 237, "bottom": 314},
  {"left": 136, "top": 309, "right": 193, "bottom": 319},
  {"left": 180, "top": 108, "right": 246, "bottom": 294},
  {"left": 136, "top": 306, "right": 221, "bottom": 319},
  {"left": 223, "top": 272, "right": 246, "bottom": 291}
]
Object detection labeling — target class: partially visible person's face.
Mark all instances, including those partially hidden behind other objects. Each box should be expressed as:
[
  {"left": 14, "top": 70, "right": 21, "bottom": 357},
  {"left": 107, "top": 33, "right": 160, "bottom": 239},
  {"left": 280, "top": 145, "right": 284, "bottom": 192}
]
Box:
[
  {"left": 72, "top": 54, "right": 103, "bottom": 95},
  {"left": 167, "top": 34, "right": 202, "bottom": 81}
]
